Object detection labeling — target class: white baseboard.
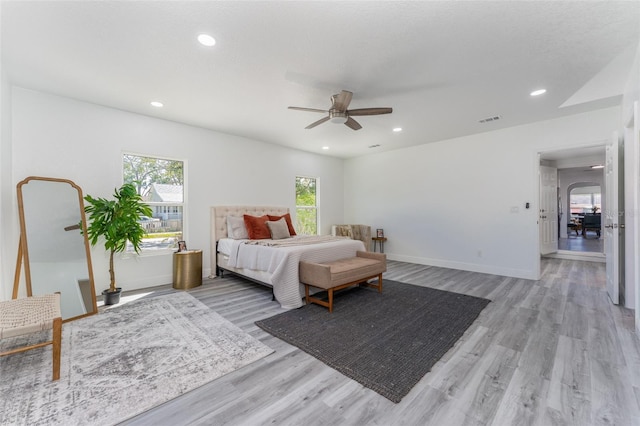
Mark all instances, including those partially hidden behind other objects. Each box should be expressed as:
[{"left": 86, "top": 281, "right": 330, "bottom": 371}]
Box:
[
  {"left": 385, "top": 253, "right": 537, "bottom": 280},
  {"left": 544, "top": 250, "right": 605, "bottom": 263}
]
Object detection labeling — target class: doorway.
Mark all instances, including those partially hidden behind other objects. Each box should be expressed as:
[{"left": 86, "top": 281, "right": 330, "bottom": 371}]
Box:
[
  {"left": 539, "top": 145, "right": 606, "bottom": 261},
  {"left": 561, "top": 183, "right": 604, "bottom": 254}
]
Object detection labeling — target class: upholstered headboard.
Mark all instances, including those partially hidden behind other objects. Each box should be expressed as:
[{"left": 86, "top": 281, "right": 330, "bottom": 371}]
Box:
[{"left": 210, "top": 205, "right": 290, "bottom": 273}]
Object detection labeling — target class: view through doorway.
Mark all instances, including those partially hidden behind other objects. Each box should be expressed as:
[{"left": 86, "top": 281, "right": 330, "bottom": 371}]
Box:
[
  {"left": 540, "top": 145, "right": 606, "bottom": 260},
  {"left": 560, "top": 184, "right": 604, "bottom": 254}
]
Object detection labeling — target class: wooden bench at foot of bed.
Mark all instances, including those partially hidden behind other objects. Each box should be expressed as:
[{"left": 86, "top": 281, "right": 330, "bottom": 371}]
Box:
[{"left": 299, "top": 251, "right": 387, "bottom": 312}]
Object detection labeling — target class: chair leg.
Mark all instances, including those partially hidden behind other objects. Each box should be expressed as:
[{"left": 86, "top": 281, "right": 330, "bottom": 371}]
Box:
[{"left": 52, "top": 317, "right": 62, "bottom": 381}]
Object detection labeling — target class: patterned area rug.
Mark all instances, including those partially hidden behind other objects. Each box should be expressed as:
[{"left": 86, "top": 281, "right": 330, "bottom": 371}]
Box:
[
  {"left": 0, "top": 292, "right": 273, "bottom": 425},
  {"left": 256, "top": 280, "right": 490, "bottom": 403}
]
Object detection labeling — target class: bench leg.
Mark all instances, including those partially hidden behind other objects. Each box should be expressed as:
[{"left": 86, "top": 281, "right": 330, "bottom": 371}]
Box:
[
  {"left": 360, "top": 273, "right": 384, "bottom": 293},
  {"left": 328, "top": 289, "right": 334, "bottom": 313},
  {"left": 304, "top": 272, "right": 384, "bottom": 313},
  {"left": 52, "top": 317, "right": 62, "bottom": 381}
]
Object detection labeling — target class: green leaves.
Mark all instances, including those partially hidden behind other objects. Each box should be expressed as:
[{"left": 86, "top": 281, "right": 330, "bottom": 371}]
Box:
[
  {"left": 84, "top": 183, "right": 153, "bottom": 255},
  {"left": 84, "top": 183, "right": 153, "bottom": 292},
  {"left": 123, "top": 154, "right": 184, "bottom": 197}
]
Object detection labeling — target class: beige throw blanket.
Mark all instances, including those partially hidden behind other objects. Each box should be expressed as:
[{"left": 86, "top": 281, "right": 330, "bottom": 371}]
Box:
[{"left": 244, "top": 235, "right": 348, "bottom": 247}]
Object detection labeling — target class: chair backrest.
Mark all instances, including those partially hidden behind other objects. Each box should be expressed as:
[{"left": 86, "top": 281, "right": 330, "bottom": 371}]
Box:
[
  {"left": 582, "top": 214, "right": 601, "bottom": 227},
  {"left": 332, "top": 224, "right": 372, "bottom": 251}
]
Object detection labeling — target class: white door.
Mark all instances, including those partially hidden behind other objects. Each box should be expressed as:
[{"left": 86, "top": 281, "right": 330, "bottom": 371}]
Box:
[
  {"left": 539, "top": 165, "right": 558, "bottom": 255},
  {"left": 605, "top": 132, "right": 622, "bottom": 305}
]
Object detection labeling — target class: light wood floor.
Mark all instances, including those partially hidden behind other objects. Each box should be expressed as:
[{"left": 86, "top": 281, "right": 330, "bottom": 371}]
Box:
[
  {"left": 558, "top": 234, "right": 604, "bottom": 253},
  {"left": 122, "top": 259, "right": 640, "bottom": 426}
]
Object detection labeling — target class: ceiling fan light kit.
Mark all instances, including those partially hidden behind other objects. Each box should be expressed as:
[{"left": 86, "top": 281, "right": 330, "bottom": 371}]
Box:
[
  {"left": 288, "top": 90, "right": 392, "bottom": 131},
  {"left": 329, "top": 111, "right": 348, "bottom": 124}
]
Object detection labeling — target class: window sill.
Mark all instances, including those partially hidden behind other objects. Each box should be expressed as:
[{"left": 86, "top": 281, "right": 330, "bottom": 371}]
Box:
[{"left": 122, "top": 249, "right": 176, "bottom": 259}]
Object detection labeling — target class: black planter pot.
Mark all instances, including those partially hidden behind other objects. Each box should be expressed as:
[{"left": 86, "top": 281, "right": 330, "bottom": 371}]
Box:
[{"left": 102, "top": 288, "right": 122, "bottom": 305}]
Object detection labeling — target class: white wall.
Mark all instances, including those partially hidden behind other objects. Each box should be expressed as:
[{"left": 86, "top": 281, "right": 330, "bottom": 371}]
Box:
[
  {"left": 2, "top": 87, "right": 345, "bottom": 298},
  {"left": 344, "top": 107, "right": 620, "bottom": 280},
  {"left": 0, "top": 36, "right": 13, "bottom": 301}
]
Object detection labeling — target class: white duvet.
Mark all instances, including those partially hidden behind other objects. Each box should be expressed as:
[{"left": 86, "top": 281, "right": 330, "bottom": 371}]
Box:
[{"left": 221, "top": 236, "right": 365, "bottom": 309}]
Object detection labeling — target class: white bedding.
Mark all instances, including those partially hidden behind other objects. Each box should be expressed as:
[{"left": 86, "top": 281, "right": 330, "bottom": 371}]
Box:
[
  {"left": 216, "top": 238, "right": 237, "bottom": 256},
  {"left": 218, "top": 236, "right": 365, "bottom": 309}
]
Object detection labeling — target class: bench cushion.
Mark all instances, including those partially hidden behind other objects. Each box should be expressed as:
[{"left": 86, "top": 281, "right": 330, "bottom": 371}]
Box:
[
  {"left": 299, "top": 251, "right": 386, "bottom": 290},
  {"left": 322, "top": 257, "right": 381, "bottom": 287}
]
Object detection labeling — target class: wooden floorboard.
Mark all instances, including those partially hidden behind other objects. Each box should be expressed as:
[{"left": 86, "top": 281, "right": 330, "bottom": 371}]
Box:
[{"left": 120, "top": 258, "right": 640, "bottom": 426}]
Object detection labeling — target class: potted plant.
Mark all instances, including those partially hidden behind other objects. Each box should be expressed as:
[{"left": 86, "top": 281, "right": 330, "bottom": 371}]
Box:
[{"left": 84, "top": 183, "right": 153, "bottom": 305}]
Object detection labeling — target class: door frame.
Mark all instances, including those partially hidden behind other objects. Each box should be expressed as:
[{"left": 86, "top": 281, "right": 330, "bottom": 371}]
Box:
[
  {"left": 623, "top": 101, "right": 639, "bottom": 330},
  {"left": 604, "top": 133, "right": 622, "bottom": 305},
  {"left": 533, "top": 141, "right": 608, "bottom": 280}
]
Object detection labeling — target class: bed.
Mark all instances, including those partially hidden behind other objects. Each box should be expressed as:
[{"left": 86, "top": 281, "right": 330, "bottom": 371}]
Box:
[{"left": 210, "top": 206, "right": 365, "bottom": 309}]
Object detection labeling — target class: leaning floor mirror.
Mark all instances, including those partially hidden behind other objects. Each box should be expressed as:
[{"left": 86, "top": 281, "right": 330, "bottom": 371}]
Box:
[{"left": 14, "top": 176, "right": 98, "bottom": 321}]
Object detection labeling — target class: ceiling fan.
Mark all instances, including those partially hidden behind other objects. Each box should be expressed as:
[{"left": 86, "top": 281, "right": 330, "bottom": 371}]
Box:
[{"left": 288, "top": 90, "right": 392, "bottom": 130}]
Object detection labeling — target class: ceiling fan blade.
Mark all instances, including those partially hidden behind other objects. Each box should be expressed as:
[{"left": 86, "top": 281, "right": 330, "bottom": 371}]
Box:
[
  {"left": 288, "top": 106, "right": 328, "bottom": 113},
  {"left": 344, "top": 117, "right": 362, "bottom": 130},
  {"left": 332, "top": 90, "right": 353, "bottom": 111},
  {"left": 305, "top": 115, "right": 331, "bottom": 129},
  {"left": 347, "top": 107, "right": 393, "bottom": 116}
]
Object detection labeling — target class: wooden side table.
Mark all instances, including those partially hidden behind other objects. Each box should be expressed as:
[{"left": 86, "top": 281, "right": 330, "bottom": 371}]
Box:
[
  {"left": 173, "top": 250, "right": 203, "bottom": 289},
  {"left": 372, "top": 237, "right": 387, "bottom": 253}
]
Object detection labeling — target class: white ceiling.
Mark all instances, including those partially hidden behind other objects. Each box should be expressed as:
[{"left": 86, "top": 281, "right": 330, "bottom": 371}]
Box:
[{"left": 2, "top": 1, "right": 639, "bottom": 159}]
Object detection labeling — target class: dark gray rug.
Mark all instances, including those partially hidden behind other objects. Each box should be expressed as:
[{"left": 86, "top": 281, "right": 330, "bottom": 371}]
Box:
[{"left": 255, "top": 280, "right": 490, "bottom": 403}]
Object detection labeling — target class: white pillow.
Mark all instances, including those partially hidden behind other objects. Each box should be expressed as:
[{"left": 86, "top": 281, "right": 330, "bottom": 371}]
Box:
[
  {"left": 267, "top": 218, "right": 291, "bottom": 240},
  {"left": 226, "top": 215, "right": 249, "bottom": 239}
]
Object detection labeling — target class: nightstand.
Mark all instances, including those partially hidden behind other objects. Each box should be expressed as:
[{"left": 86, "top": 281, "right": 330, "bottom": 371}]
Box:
[
  {"left": 372, "top": 237, "right": 387, "bottom": 253},
  {"left": 173, "top": 250, "right": 203, "bottom": 289}
]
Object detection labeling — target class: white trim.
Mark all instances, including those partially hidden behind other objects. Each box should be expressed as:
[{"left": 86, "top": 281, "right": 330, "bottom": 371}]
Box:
[
  {"left": 544, "top": 250, "right": 606, "bottom": 263},
  {"left": 295, "top": 175, "right": 319, "bottom": 235},
  {"left": 535, "top": 139, "right": 609, "bottom": 280},
  {"left": 533, "top": 152, "right": 541, "bottom": 280},
  {"left": 121, "top": 151, "right": 187, "bottom": 256}
]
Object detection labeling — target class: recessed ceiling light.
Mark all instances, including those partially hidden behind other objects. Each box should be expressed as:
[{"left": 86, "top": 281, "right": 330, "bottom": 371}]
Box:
[
  {"left": 393, "top": 127, "right": 402, "bottom": 132},
  {"left": 591, "top": 164, "right": 604, "bottom": 169},
  {"left": 150, "top": 101, "right": 163, "bottom": 108},
  {"left": 197, "top": 34, "right": 216, "bottom": 47},
  {"left": 322, "top": 146, "right": 329, "bottom": 150},
  {"left": 530, "top": 89, "right": 546, "bottom": 96}
]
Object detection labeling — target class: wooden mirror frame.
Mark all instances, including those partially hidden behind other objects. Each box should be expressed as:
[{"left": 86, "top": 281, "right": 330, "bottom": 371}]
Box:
[{"left": 13, "top": 176, "right": 98, "bottom": 322}]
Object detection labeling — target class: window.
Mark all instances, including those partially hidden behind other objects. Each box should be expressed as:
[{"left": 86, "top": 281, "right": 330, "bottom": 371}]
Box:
[
  {"left": 569, "top": 185, "right": 601, "bottom": 215},
  {"left": 123, "top": 153, "right": 184, "bottom": 252},
  {"left": 295, "top": 176, "right": 317, "bottom": 235}
]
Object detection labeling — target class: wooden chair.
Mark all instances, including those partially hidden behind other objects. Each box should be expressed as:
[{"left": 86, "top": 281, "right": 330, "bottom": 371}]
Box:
[
  {"left": 567, "top": 221, "right": 581, "bottom": 236},
  {"left": 0, "top": 293, "right": 62, "bottom": 380}
]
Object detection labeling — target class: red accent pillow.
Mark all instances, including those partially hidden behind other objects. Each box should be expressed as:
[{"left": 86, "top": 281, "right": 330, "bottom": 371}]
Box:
[
  {"left": 268, "top": 213, "right": 297, "bottom": 236},
  {"left": 243, "top": 214, "right": 271, "bottom": 239}
]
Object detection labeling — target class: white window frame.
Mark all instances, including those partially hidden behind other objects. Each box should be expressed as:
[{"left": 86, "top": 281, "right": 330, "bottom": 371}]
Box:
[
  {"left": 122, "top": 151, "right": 187, "bottom": 256},
  {"left": 295, "top": 175, "right": 319, "bottom": 235}
]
